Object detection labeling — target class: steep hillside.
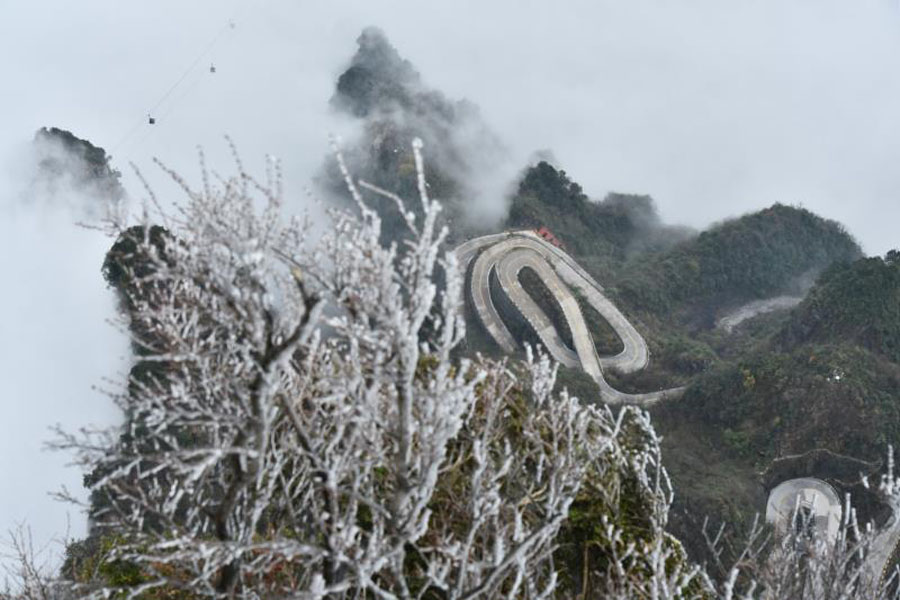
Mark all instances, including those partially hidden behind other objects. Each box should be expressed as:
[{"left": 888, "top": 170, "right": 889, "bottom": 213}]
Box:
[
  {"left": 324, "top": 27, "right": 507, "bottom": 244},
  {"left": 672, "top": 250, "right": 900, "bottom": 463},
  {"left": 654, "top": 254, "right": 900, "bottom": 558},
  {"left": 655, "top": 339, "right": 900, "bottom": 553},
  {"left": 30, "top": 126, "right": 124, "bottom": 213},
  {"left": 616, "top": 204, "right": 862, "bottom": 326},
  {"left": 319, "top": 30, "right": 898, "bottom": 577},
  {"left": 446, "top": 124, "right": 873, "bottom": 569},
  {"left": 502, "top": 165, "right": 861, "bottom": 334},
  {"left": 505, "top": 161, "right": 692, "bottom": 278},
  {"left": 676, "top": 342, "right": 900, "bottom": 461},
  {"left": 778, "top": 252, "right": 900, "bottom": 361}
]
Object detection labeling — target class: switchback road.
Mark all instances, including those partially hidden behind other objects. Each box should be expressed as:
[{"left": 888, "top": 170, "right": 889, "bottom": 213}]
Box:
[{"left": 455, "top": 231, "right": 683, "bottom": 406}]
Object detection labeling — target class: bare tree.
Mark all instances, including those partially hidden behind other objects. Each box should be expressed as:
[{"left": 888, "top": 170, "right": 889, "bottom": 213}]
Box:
[
  {"left": 1, "top": 526, "right": 72, "bottom": 600},
  {"left": 698, "top": 446, "right": 900, "bottom": 600},
  {"left": 12, "top": 136, "right": 900, "bottom": 600},
  {"left": 13, "top": 138, "right": 900, "bottom": 600},
  {"left": 42, "top": 139, "right": 644, "bottom": 599}
]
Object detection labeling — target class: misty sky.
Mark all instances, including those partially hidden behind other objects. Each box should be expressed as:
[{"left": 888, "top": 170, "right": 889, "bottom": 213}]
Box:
[{"left": 3, "top": 0, "right": 900, "bottom": 568}]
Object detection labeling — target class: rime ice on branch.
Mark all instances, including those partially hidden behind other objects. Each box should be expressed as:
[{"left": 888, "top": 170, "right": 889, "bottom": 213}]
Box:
[
  {"left": 45, "top": 138, "right": 679, "bottom": 599},
  {"left": 25, "top": 139, "right": 900, "bottom": 600}
]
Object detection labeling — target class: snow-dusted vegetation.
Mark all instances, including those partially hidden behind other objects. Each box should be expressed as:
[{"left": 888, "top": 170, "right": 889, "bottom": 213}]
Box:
[
  {"left": 0, "top": 142, "right": 676, "bottom": 598},
  {"left": 5, "top": 141, "right": 900, "bottom": 599}
]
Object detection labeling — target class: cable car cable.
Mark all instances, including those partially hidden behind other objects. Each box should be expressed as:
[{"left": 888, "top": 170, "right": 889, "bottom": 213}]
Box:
[
  {"left": 110, "top": 0, "right": 247, "bottom": 156},
  {"left": 128, "top": 69, "right": 209, "bottom": 152}
]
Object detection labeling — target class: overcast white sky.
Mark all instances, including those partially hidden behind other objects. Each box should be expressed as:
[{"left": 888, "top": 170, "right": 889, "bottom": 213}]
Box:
[{"left": 2, "top": 0, "right": 900, "bottom": 567}]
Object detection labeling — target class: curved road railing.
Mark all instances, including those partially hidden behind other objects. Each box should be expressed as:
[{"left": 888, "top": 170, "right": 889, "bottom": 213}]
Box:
[
  {"left": 765, "top": 477, "right": 900, "bottom": 591},
  {"left": 455, "top": 231, "right": 684, "bottom": 406}
]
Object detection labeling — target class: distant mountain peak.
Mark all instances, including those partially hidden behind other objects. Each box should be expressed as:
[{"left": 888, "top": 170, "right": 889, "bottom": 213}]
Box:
[
  {"left": 30, "top": 126, "right": 124, "bottom": 214},
  {"left": 332, "top": 27, "right": 423, "bottom": 118},
  {"left": 325, "top": 28, "right": 510, "bottom": 236}
]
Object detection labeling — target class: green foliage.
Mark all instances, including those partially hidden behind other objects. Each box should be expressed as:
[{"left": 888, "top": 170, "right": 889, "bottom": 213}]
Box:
[
  {"left": 656, "top": 333, "right": 719, "bottom": 375},
  {"left": 505, "top": 162, "right": 691, "bottom": 264},
  {"left": 63, "top": 535, "right": 147, "bottom": 589},
  {"left": 554, "top": 364, "right": 602, "bottom": 403},
  {"left": 572, "top": 290, "right": 624, "bottom": 356},
  {"left": 652, "top": 250, "right": 900, "bottom": 558},
  {"left": 722, "top": 428, "right": 752, "bottom": 456},
  {"left": 62, "top": 534, "right": 200, "bottom": 598},
  {"left": 778, "top": 251, "right": 900, "bottom": 361},
  {"left": 617, "top": 204, "right": 862, "bottom": 321},
  {"left": 464, "top": 162, "right": 871, "bottom": 576},
  {"left": 675, "top": 343, "right": 900, "bottom": 461},
  {"left": 652, "top": 413, "right": 765, "bottom": 565},
  {"left": 554, "top": 408, "right": 708, "bottom": 598},
  {"left": 671, "top": 252, "right": 900, "bottom": 469}
]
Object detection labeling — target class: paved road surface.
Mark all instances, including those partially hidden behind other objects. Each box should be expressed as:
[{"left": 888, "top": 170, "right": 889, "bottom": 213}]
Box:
[
  {"left": 765, "top": 477, "right": 900, "bottom": 590},
  {"left": 717, "top": 296, "right": 803, "bottom": 332},
  {"left": 497, "top": 248, "right": 580, "bottom": 368},
  {"left": 866, "top": 510, "right": 900, "bottom": 590},
  {"left": 455, "top": 231, "right": 684, "bottom": 406},
  {"left": 765, "top": 478, "right": 842, "bottom": 541}
]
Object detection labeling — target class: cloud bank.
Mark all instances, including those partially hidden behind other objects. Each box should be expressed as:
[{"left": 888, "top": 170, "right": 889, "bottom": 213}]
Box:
[
  {"left": 0, "top": 131, "right": 128, "bottom": 567},
  {"left": 4, "top": 1, "right": 900, "bottom": 252}
]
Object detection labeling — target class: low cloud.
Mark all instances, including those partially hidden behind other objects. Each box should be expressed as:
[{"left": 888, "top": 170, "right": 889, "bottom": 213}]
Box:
[
  {"left": 325, "top": 27, "right": 519, "bottom": 232},
  {"left": 0, "top": 131, "right": 128, "bottom": 567}
]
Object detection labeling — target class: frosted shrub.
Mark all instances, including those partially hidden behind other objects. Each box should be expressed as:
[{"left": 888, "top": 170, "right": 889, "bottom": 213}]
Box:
[{"left": 45, "top": 140, "right": 618, "bottom": 599}]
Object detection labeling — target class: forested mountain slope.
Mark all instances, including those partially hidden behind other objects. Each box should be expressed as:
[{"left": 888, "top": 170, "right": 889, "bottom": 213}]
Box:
[
  {"left": 323, "top": 26, "right": 507, "bottom": 245},
  {"left": 656, "top": 251, "right": 900, "bottom": 560},
  {"left": 505, "top": 161, "right": 694, "bottom": 265},
  {"left": 778, "top": 252, "right": 900, "bottom": 361},
  {"left": 616, "top": 203, "right": 862, "bottom": 324},
  {"left": 486, "top": 111, "right": 889, "bottom": 568}
]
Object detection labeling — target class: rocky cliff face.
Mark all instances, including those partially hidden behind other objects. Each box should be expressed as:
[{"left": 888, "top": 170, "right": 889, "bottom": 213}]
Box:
[
  {"left": 30, "top": 127, "right": 124, "bottom": 216},
  {"left": 325, "top": 27, "right": 509, "bottom": 242}
]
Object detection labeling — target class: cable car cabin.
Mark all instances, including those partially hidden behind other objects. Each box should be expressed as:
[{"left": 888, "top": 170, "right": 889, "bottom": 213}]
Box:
[
  {"left": 210, "top": 64, "right": 216, "bottom": 73},
  {"left": 148, "top": 115, "right": 156, "bottom": 125}
]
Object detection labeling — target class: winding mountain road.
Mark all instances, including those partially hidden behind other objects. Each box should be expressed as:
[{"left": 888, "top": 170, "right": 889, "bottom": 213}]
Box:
[
  {"left": 465, "top": 235, "right": 900, "bottom": 576},
  {"left": 455, "top": 231, "right": 683, "bottom": 406}
]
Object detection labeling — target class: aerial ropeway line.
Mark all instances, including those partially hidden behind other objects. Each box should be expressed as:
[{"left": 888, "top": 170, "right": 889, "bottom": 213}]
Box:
[{"left": 110, "top": 5, "right": 245, "bottom": 156}]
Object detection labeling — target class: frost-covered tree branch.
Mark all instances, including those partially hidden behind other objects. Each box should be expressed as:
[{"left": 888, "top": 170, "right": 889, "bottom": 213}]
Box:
[
  {"left": 701, "top": 477, "right": 900, "bottom": 600},
  {"left": 1, "top": 525, "right": 72, "bottom": 600},
  {"left": 11, "top": 139, "right": 900, "bottom": 600},
  {"left": 42, "top": 139, "right": 625, "bottom": 599}
]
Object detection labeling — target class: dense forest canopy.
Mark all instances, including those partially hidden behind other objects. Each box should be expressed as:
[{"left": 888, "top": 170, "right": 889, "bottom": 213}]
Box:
[
  {"left": 506, "top": 161, "right": 694, "bottom": 263},
  {"left": 617, "top": 204, "right": 862, "bottom": 321},
  {"left": 779, "top": 252, "right": 900, "bottom": 361}
]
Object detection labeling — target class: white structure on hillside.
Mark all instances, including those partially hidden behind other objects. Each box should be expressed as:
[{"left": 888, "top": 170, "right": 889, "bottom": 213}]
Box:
[{"left": 766, "top": 477, "right": 842, "bottom": 544}]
